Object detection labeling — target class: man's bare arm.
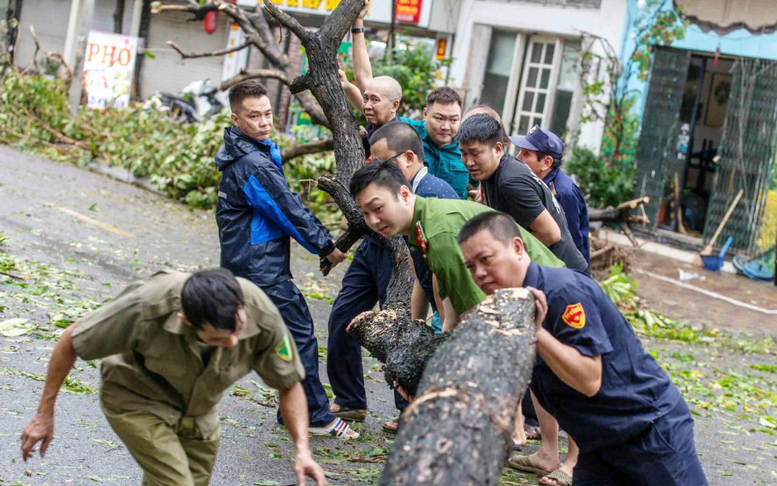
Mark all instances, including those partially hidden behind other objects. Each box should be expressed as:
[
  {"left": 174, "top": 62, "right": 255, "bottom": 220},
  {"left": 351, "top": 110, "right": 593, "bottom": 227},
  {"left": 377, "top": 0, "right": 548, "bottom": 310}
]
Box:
[
  {"left": 352, "top": 0, "right": 373, "bottom": 92},
  {"left": 339, "top": 70, "right": 365, "bottom": 112},
  {"left": 21, "top": 325, "right": 78, "bottom": 460},
  {"left": 279, "top": 383, "right": 328, "bottom": 485}
]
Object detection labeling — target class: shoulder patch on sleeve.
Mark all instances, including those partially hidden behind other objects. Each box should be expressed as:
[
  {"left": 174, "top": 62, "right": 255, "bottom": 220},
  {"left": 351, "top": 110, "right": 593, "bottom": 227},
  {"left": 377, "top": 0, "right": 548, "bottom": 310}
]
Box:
[
  {"left": 275, "top": 335, "right": 293, "bottom": 362},
  {"left": 562, "top": 303, "right": 586, "bottom": 329}
]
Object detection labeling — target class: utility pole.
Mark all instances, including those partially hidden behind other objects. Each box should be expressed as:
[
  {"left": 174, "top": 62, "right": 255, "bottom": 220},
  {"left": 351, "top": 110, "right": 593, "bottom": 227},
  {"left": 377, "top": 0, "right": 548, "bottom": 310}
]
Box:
[
  {"left": 63, "top": 0, "right": 95, "bottom": 115},
  {"left": 387, "top": 0, "right": 396, "bottom": 61}
]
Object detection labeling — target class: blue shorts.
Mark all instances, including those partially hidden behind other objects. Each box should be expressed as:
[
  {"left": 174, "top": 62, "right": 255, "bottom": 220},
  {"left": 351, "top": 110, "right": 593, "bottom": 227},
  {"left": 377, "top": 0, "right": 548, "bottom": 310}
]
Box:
[{"left": 573, "top": 400, "right": 708, "bottom": 486}]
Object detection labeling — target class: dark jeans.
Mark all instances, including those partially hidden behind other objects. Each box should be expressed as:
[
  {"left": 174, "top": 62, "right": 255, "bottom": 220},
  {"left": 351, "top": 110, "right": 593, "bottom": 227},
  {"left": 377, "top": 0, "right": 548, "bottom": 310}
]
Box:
[
  {"left": 262, "top": 280, "right": 335, "bottom": 427},
  {"left": 326, "top": 238, "right": 407, "bottom": 412},
  {"left": 573, "top": 400, "right": 708, "bottom": 486}
]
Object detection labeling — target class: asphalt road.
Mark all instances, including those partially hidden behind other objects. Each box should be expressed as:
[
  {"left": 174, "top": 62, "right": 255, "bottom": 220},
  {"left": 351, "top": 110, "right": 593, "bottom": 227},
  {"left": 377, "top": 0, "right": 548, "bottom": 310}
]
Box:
[
  {"left": 1, "top": 146, "right": 776, "bottom": 485},
  {"left": 0, "top": 146, "right": 397, "bottom": 486}
]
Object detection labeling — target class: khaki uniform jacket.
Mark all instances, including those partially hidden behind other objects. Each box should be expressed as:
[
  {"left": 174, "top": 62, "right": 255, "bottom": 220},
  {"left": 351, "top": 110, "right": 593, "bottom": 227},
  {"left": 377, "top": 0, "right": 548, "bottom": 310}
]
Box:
[{"left": 71, "top": 271, "right": 305, "bottom": 439}]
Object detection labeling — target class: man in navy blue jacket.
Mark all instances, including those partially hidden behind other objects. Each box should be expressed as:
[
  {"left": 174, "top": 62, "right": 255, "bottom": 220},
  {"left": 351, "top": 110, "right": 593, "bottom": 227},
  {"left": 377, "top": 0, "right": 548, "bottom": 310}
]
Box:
[{"left": 215, "top": 80, "right": 356, "bottom": 439}]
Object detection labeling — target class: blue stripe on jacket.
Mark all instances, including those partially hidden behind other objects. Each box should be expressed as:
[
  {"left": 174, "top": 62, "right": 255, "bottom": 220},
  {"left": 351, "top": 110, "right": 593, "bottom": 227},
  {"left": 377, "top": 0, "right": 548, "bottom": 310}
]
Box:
[{"left": 242, "top": 174, "right": 318, "bottom": 254}]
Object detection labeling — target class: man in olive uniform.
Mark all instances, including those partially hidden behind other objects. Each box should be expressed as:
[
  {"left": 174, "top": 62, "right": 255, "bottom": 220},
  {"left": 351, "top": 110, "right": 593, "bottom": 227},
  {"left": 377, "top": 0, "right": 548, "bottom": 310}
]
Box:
[
  {"left": 348, "top": 161, "right": 565, "bottom": 332},
  {"left": 20, "top": 269, "right": 328, "bottom": 486}
]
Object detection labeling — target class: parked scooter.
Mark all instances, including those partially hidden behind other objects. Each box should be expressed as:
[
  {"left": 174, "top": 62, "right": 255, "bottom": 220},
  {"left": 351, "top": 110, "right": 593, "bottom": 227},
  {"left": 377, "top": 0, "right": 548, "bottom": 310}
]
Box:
[{"left": 144, "top": 79, "right": 228, "bottom": 123}]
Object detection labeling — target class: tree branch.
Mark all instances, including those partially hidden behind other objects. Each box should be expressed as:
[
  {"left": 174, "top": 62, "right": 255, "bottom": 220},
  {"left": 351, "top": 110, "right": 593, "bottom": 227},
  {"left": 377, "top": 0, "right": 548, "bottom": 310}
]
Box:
[
  {"left": 295, "top": 90, "right": 328, "bottom": 127},
  {"left": 281, "top": 137, "right": 333, "bottom": 160},
  {"left": 319, "top": 0, "right": 365, "bottom": 56},
  {"left": 289, "top": 73, "right": 311, "bottom": 94},
  {"left": 262, "top": 0, "right": 310, "bottom": 44},
  {"left": 218, "top": 68, "right": 290, "bottom": 90},
  {"left": 167, "top": 40, "right": 250, "bottom": 60}
]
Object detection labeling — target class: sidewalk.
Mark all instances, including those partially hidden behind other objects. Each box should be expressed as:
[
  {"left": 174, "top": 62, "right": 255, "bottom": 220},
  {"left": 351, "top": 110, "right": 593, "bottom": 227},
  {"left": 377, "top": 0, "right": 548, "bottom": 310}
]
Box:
[{"left": 598, "top": 229, "right": 777, "bottom": 334}]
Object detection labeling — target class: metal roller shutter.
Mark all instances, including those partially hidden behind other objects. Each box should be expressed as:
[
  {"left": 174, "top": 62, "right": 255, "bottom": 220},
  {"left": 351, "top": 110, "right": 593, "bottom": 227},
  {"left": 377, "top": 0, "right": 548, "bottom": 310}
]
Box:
[
  {"left": 15, "top": 0, "right": 133, "bottom": 68},
  {"left": 139, "top": 10, "right": 229, "bottom": 99}
]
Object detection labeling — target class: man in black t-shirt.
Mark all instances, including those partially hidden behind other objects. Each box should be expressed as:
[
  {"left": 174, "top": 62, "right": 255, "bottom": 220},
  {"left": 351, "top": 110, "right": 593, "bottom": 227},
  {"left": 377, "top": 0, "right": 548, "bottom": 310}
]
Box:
[{"left": 458, "top": 114, "right": 589, "bottom": 274}]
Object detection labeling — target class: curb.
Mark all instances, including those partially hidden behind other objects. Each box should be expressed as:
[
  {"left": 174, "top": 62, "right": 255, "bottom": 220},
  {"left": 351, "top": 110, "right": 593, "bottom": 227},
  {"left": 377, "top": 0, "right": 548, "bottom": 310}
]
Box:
[{"left": 87, "top": 160, "right": 166, "bottom": 197}]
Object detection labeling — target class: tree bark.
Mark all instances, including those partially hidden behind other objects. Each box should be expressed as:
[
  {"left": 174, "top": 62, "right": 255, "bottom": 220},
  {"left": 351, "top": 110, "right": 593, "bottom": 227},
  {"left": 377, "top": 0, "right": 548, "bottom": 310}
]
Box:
[
  {"left": 379, "top": 288, "right": 537, "bottom": 486},
  {"left": 263, "top": 0, "right": 411, "bottom": 289}
]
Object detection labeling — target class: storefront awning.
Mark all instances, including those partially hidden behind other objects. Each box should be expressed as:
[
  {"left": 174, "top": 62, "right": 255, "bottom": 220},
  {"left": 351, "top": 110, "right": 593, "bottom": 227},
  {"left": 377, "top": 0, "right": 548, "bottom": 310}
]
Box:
[{"left": 675, "top": 0, "right": 777, "bottom": 35}]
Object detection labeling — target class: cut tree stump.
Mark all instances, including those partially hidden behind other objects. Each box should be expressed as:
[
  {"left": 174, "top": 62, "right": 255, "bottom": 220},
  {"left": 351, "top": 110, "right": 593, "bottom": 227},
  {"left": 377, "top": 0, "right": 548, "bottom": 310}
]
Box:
[
  {"left": 379, "top": 288, "right": 537, "bottom": 486},
  {"left": 347, "top": 308, "right": 453, "bottom": 396}
]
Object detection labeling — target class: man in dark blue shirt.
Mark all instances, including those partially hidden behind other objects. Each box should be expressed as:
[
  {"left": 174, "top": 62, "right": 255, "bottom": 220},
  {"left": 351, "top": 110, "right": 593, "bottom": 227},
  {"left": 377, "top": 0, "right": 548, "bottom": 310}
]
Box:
[
  {"left": 512, "top": 125, "right": 590, "bottom": 266},
  {"left": 327, "top": 123, "right": 458, "bottom": 430},
  {"left": 458, "top": 211, "right": 708, "bottom": 486}
]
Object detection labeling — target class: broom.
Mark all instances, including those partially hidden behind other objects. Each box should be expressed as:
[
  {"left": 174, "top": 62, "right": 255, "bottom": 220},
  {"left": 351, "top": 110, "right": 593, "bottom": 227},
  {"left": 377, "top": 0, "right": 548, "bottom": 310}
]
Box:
[{"left": 693, "top": 188, "right": 744, "bottom": 266}]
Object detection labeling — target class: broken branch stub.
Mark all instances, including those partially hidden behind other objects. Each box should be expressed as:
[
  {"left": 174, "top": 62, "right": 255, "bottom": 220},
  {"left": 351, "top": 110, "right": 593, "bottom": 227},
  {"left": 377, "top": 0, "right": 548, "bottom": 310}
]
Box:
[{"left": 379, "top": 288, "right": 537, "bottom": 486}]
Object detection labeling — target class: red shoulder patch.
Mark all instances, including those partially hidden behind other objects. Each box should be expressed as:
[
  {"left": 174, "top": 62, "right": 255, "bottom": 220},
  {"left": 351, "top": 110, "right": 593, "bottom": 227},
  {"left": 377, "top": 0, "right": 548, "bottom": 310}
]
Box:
[{"left": 562, "top": 303, "right": 586, "bottom": 329}]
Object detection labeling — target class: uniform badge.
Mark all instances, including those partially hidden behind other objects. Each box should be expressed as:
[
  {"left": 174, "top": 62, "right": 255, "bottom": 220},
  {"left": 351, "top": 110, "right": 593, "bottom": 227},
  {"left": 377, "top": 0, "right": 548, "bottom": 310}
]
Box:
[
  {"left": 275, "top": 335, "right": 293, "bottom": 362},
  {"left": 415, "top": 221, "right": 428, "bottom": 256},
  {"left": 562, "top": 303, "right": 586, "bottom": 329},
  {"left": 529, "top": 125, "right": 537, "bottom": 134}
]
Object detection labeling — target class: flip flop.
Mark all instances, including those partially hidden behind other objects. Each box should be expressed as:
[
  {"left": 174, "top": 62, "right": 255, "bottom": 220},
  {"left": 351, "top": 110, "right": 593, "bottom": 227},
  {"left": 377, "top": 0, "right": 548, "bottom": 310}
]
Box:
[
  {"left": 331, "top": 407, "right": 367, "bottom": 422},
  {"left": 383, "top": 420, "right": 398, "bottom": 434},
  {"left": 524, "top": 424, "right": 541, "bottom": 441},
  {"left": 539, "top": 469, "right": 572, "bottom": 486},
  {"left": 506, "top": 454, "right": 553, "bottom": 476},
  {"left": 310, "top": 418, "right": 359, "bottom": 439}
]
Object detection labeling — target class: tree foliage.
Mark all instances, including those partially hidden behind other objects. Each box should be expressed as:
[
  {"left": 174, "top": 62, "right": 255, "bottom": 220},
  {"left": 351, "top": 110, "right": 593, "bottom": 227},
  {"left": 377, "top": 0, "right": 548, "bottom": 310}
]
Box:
[
  {"left": 566, "top": 146, "right": 636, "bottom": 209},
  {"left": 577, "top": 0, "right": 687, "bottom": 168},
  {"left": 0, "top": 71, "right": 327, "bottom": 210}
]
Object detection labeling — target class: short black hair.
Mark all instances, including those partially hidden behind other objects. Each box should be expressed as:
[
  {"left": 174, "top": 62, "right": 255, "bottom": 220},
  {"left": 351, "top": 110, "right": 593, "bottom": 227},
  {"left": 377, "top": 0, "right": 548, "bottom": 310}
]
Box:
[
  {"left": 228, "top": 80, "right": 269, "bottom": 112},
  {"left": 427, "top": 87, "right": 462, "bottom": 107},
  {"left": 370, "top": 122, "right": 425, "bottom": 163},
  {"left": 181, "top": 269, "right": 245, "bottom": 331},
  {"left": 349, "top": 160, "right": 410, "bottom": 200},
  {"left": 537, "top": 150, "right": 563, "bottom": 169},
  {"left": 458, "top": 211, "right": 522, "bottom": 246},
  {"left": 457, "top": 113, "right": 504, "bottom": 148}
]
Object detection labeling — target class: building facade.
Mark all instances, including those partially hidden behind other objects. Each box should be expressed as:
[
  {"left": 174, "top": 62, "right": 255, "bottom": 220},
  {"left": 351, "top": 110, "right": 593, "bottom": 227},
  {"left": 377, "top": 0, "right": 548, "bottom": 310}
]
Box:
[
  {"left": 628, "top": 0, "right": 777, "bottom": 256},
  {"left": 447, "top": 0, "right": 629, "bottom": 153}
]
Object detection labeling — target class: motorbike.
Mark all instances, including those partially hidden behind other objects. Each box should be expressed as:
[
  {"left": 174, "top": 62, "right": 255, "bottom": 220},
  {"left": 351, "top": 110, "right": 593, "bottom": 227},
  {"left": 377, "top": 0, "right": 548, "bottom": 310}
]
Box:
[{"left": 144, "top": 79, "right": 229, "bottom": 123}]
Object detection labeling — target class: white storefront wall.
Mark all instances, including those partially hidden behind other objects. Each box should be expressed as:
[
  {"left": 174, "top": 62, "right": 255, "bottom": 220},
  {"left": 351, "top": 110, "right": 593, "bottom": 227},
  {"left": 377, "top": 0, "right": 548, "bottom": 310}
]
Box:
[{"left": 449, "top": 0, "right": 628, "bottom": 154}]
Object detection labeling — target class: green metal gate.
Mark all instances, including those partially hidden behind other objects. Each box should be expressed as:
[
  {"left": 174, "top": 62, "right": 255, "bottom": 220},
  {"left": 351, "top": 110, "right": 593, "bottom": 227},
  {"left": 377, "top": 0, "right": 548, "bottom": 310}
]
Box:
[
  {"left": 703, "top": 58, "right": 777, "bottom": 255},
  {"left": 634, "top": 47, "right": 691, "bottom": 229}
]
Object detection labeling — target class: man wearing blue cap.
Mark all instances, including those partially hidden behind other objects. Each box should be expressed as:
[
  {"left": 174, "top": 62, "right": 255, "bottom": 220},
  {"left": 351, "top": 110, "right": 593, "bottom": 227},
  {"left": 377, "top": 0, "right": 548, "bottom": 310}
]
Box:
[{"left": 514, "top": 125, "right": 591, "bottom": 266}]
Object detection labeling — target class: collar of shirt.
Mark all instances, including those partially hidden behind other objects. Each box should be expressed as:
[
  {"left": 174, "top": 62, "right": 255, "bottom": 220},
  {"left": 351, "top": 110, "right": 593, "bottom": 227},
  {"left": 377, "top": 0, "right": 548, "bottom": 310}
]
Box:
[
  {"left": 162, "top": 311, "right": 262, "bottom": 341},
  {"left": 410, "top": 166, "right": 428, "bottom": 193},
  {"left": 410, "top": 195, "right": 430, "bottom": 253},
  {"left": 543, "top": 167, "right": 560, "bottom": 186},
  {"left": 523, "top": 261, "right": 542, "bottom": 289}
]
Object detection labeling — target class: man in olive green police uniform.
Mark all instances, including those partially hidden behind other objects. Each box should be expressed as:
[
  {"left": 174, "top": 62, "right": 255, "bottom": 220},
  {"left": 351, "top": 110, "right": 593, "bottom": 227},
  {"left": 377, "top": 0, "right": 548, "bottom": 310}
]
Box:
[
  {"left": 348, "top": 160, "right": 565, "bottom": 332},
  {"left": 21, "top": 269, "right": 328, "bottom": 486}
]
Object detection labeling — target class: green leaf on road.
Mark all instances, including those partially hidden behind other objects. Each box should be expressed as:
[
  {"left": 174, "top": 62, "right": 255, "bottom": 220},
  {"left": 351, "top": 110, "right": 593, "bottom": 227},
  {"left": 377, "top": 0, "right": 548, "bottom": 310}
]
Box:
[{"left": 0, "top": 318, "right": 33, "bottom": 337}]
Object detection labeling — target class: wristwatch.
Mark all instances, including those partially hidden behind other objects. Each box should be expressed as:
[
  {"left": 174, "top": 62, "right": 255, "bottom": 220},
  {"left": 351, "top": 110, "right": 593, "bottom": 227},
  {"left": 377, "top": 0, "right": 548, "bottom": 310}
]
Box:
[{"left": 351, "top": 28, "right": 365, "bottom": 34}]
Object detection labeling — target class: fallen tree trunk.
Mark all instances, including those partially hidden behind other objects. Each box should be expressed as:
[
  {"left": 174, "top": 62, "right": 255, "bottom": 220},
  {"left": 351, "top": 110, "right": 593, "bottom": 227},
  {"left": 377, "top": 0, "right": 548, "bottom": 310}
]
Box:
[
  {"left": 589, "top": 196, "right": 650, "bottom": 222},
  {"left": 379, "top": 288, "right": 537, "bottom": 485}
]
